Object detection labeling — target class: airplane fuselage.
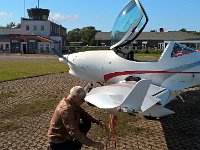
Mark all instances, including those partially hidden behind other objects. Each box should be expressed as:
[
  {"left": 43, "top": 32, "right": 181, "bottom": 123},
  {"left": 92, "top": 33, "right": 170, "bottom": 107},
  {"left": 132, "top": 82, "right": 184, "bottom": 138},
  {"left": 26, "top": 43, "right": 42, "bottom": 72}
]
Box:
[{"left": 60, "top": 42, "right": 200, "bottom": 91}]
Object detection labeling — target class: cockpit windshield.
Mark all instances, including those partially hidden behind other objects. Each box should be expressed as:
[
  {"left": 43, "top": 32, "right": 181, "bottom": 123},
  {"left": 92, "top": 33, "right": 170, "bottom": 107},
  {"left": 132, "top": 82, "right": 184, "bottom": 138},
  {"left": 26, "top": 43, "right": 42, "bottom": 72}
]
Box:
[
  {"left": 110, "top": 0, "right": 148, "bottom": 49},
  {"left": 171, "top": 43, "right": 197, "bottom": 57}
]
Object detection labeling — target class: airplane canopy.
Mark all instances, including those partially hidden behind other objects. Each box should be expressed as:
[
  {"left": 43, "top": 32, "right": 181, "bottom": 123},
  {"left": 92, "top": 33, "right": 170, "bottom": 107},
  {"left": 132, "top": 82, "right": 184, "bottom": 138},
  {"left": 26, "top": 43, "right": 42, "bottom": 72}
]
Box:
[{"left": 110, "top": 0, "right": 148, "bottom": 49}]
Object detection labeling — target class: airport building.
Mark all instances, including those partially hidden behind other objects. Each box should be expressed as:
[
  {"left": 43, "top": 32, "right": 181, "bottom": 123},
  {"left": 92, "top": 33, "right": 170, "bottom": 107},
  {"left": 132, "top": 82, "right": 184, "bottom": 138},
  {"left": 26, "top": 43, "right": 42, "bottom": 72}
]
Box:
[
  {"left": 95, "top": 31, "right": 200, "bottom": 50},
  {"left": 0, "top": 7, "right": 67, "bottom": 54}
]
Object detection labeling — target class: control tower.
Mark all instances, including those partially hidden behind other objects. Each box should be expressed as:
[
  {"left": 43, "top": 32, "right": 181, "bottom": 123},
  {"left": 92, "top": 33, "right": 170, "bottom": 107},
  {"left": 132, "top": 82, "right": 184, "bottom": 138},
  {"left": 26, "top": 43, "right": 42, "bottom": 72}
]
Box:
[{"left": 27, "top": 0, "right": 50, "bottom": 20}]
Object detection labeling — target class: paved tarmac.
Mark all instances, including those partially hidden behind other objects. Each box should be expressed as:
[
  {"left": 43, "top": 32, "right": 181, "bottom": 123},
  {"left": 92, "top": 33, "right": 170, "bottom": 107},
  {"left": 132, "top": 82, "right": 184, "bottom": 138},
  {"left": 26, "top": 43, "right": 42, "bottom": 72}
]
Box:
[
  {"left": 0, "top": 54, "right": 57, "bottom": 62},
  {"left": 0, "top": 73, "right": 200, "bottom": 149},
  {"left": 0, "top": 73, "right": 200, "bottom": 150}
]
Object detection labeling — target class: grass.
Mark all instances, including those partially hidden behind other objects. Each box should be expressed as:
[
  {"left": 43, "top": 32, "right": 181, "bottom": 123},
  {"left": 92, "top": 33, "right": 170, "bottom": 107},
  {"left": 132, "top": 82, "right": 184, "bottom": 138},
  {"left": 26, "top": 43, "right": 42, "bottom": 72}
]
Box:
[
  {"left": 0, "top": 61, "right": 68, "bottom": 83},
  {"left": 0, "top": 121, "right": 21, "bottom": 132},
  {"left": 0, "top": 54, "right": 160, "bottom": 83},
  {"left": 135, "top": 54, "right": 161, "bottom": 61},
  {"left": 2, "top": 99, "right": 59, "bottom": 119},
  {"left": 87, "top": 107, "right": 147, "bottom": 138},
  {"left": 0, "top": 91, "right": 16, "bottom": 102},
  {"left": 117, "top": 113, "right": 146, "bottom": 136},
  {"left": 0, "top": 94, "right": 59, "bottom": 132}
]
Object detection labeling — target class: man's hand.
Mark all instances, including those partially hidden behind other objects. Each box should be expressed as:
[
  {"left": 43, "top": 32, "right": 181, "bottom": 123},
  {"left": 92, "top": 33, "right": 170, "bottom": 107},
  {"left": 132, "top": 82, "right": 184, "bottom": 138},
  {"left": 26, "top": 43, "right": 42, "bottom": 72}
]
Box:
[{"left": 92, "top": 142, "right": 104, "bottom": 150}]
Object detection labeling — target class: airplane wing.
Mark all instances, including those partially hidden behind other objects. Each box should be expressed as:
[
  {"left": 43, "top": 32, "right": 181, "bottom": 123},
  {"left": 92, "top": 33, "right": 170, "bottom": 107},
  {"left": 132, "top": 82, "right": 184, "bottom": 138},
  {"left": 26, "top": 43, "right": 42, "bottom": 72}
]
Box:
[
  {"left": 161, "top": 79, "right": 198, "bottom": 91},
  {"left": 85, "top": 79, "right": 151, "bottom": 113},
  {"left": 85, "top": 80, "right": 175, "bottom": 117}
]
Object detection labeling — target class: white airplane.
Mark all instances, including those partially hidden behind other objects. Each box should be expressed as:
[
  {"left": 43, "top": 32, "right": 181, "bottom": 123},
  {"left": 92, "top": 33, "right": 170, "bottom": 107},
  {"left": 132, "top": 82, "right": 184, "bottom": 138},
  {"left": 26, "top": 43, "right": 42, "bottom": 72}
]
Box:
[{"left": 52, "top": 0, "right": 200, "bottom": 118}]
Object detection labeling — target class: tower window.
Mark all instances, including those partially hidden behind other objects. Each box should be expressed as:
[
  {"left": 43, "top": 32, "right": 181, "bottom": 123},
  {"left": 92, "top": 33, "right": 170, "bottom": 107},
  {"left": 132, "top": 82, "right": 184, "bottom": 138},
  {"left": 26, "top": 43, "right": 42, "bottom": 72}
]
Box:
[
  {"left": 34, "top": 25, "right": 37, "bottom": 31},
  {"left": 41, "top": 25, "right": 44, "bottom": 31},
  {"left": 26, "top": 25, "right": 29, "bottom": 31}
]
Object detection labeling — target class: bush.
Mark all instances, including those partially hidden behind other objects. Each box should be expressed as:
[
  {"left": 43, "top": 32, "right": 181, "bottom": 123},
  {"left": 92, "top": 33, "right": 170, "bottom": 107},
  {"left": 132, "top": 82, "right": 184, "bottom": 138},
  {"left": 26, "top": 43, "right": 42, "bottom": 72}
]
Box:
[
  {"left": 76, "top": 46, "right": 110, "bottom": 52},
  {"left": 73, "top": 46, "right": 163, "bottom": 54},
  {"left": 134, "top": 49, "right": 163, "bottom": 54}
]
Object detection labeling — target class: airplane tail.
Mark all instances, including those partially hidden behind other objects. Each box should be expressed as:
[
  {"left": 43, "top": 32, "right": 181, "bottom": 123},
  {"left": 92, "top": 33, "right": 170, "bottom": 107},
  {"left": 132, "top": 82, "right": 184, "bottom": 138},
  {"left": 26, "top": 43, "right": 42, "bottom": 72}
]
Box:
[
  {"left": 141, "top": 104, "right": 175, "bottom": 118},
  {"left": 120, "top": 79, "right": 151, "bottom": 112},
  {"left": 141, "top": 86, "right": 175, "bottom": 118}
]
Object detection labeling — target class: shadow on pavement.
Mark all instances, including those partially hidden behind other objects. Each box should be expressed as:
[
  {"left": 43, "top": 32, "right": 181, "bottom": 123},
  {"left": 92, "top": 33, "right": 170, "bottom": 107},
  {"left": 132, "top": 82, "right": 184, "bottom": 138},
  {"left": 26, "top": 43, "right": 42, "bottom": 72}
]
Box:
[{"left": 160, "top": 90, "right": 200, "bottom": 150}]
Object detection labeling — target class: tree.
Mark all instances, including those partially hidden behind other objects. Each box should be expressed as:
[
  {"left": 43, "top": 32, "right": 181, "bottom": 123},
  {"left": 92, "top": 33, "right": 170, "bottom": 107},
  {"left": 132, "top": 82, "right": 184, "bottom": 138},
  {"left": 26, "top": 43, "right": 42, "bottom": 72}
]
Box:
[
  {"left": 79, "top": 26, "right": 98, "bottom": 46},
  {"left": 150, "top": 30, "right": 156, "bottom": 32},
  {"left": 6, "top": 22, "right": 16, "bottom": 28},
  {"left": 179, "top": 28, "right": 187, "bottom": 32},
  {"left": 67, "top": 26, "right": 99, "bottom": 46},
  {"left": 0, "top": 22, "right": 21, "bottom": 29},
  {"left": 159, "top": 28, "right": 164, "bottom": 32},
  {"left": 16, "top": 23, "right": 21, "bottom": 28},
  {"left": 194, "top": 31, "right": 200, "bottom": 35},
  {"left": 68, "top": 28, "right": 81, "bottom": 42}
]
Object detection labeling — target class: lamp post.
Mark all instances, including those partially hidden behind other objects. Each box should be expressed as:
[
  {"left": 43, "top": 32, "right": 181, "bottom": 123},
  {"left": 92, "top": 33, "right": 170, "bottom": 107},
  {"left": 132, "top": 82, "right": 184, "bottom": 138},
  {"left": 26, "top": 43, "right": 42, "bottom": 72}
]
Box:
[
  {"left": 24, "top": 0, "right": 26, "bottom": 17},
  {"left": 37, "top": 0, "right": 40, "bottom": 8}
]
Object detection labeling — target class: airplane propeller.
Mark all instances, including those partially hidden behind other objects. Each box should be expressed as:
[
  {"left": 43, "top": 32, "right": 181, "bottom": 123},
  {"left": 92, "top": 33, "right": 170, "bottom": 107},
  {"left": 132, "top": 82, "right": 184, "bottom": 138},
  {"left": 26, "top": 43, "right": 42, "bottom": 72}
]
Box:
[
  {"left": 51, "top": 48, "right": 75, "bottom": 67},
  {"left": 51, "top": 48, "right": 66, "bottom": 60}
]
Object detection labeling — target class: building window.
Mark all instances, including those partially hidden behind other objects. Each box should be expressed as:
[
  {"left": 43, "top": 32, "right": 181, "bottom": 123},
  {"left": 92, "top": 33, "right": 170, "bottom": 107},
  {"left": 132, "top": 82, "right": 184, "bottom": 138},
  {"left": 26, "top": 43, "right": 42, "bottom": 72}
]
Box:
[
  {"left": 0, "top": 44, "right": 3, "bottom": 50},
  {"left": 34, "top": 25, "right": 37, "bottom": 31},
  {"left": 46, "top": 44, "right": 49, "bottom": 50},
  {"left": 5, "top": 44, "right": 9, "bottom": 50},
  {"left": 26, "top": 25, "right": 29, "bottom": 31},
  {"left": 51, "top": 26, "right": 53, "bottom": 32},
  {"left": 28, "top": 43, "right": 37, "bottom": 54},
  {"left": 40, "top": 44, "right": 44, "bottom": 53},
  {"left": 158, "top": 43, "right": 164, "bottom": 50},
  {"left": 41, "top": 25, "right": 44, "bottom": 31},
  {"left": 197, "top": 43, "right": 200, "bottom": 50},
  {"left": 10, "top": 43, "right": 21, "bottom": 53}
]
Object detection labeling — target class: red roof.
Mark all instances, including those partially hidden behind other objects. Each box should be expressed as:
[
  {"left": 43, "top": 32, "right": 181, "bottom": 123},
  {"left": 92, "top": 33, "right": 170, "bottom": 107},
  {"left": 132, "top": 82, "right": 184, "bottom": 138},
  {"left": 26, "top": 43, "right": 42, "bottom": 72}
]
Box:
[{"left": 0, "top": 34, "right": 55, "bottom": 43}]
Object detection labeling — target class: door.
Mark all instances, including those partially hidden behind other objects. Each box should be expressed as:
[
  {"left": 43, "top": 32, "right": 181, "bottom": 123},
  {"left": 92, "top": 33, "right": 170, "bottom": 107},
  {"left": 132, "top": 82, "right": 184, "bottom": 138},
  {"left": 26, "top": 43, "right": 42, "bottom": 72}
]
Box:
[{"left": 23, "top": 44, "right": 27, "bottom": 54}]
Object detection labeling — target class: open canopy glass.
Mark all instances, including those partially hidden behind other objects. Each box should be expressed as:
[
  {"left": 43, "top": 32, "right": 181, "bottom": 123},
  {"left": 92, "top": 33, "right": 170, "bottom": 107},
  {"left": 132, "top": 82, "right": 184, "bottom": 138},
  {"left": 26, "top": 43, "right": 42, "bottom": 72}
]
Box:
[{"left": 110, "top": 0, "right": 148, "bottom": 49}]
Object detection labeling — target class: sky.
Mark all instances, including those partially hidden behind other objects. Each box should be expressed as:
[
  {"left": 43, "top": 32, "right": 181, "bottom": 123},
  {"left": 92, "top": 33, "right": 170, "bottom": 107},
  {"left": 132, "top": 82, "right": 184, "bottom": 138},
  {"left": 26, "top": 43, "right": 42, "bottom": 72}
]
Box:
[{"left": 0, "top": 0, "right": 199, "bottom": 32}]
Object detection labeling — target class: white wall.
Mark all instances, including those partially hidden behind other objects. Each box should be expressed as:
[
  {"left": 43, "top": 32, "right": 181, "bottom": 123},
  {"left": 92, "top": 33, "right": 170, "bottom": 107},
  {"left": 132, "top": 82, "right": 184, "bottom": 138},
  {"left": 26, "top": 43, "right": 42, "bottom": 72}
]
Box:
[{"left": 21, "top": 19, "right": 51, "bottom": 38}]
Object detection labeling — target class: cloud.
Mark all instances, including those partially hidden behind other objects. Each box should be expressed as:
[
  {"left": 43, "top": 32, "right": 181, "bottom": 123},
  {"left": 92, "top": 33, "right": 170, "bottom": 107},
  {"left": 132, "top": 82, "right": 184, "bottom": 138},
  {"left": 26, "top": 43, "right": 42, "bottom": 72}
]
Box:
[
  {"left": 0, "top": 12, "right": 12, "bottom": 18},
  {"left": 49, "top": 13, "right": 79, "bottom": 23}
]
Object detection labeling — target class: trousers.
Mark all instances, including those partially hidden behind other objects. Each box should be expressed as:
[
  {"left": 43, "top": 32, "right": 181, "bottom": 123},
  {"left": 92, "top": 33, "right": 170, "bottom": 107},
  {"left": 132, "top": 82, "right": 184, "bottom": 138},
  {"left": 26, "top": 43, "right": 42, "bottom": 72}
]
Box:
[{"left": 48, "top": 119, "right": 91, "bottom": 150}]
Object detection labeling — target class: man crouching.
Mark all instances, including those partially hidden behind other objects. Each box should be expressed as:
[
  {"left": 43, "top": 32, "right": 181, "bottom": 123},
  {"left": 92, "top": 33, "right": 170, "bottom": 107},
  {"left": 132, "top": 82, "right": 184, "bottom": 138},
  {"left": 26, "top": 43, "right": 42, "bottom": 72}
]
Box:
[{"left": 47, "top": 86, "right": 104, "bottom": 150}]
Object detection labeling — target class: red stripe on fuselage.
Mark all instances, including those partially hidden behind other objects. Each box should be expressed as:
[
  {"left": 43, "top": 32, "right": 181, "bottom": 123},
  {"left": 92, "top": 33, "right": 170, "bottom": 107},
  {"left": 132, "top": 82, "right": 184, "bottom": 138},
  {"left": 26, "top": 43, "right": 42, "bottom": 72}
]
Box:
[{"left": 104, "top": 70, "right": 200, "bottom": 81}]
